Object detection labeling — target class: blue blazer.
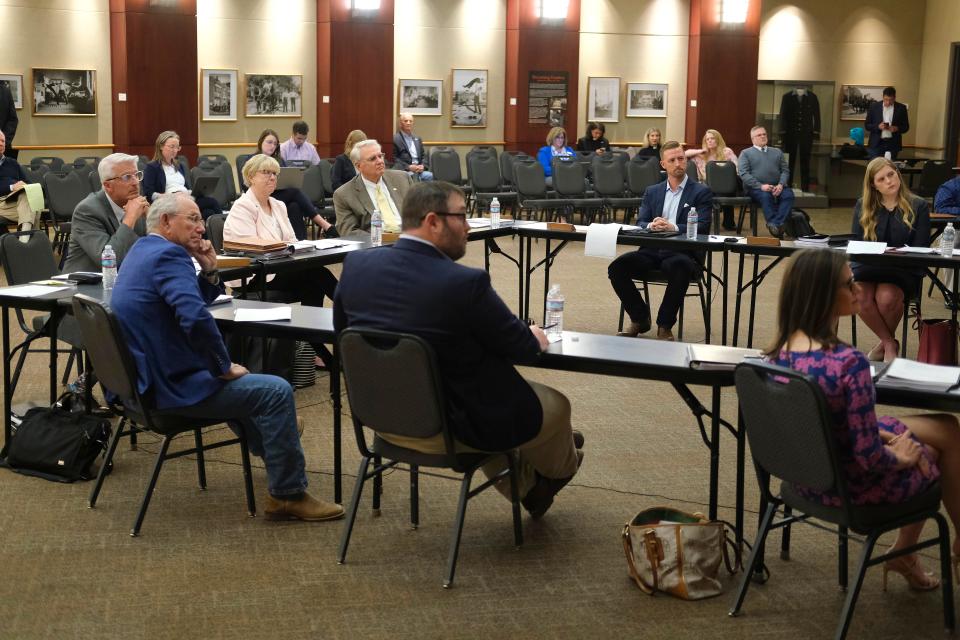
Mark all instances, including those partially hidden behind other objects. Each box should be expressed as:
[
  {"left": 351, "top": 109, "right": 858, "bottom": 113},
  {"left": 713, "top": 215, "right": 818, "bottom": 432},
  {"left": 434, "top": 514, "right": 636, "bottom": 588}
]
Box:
[
  {"left": 865, "top": 101, "right": 909, "bottom": 153},
  {"left": 110, "top": 235, "right": 230, "bottom": 411},
  {"left": 637, "top": 179, "right": 713, "bottom": 235},
  {"left": 333, "top": 238, "right": 543, "bottom": 451},
  {"left": 142, "top": 159, "right": 192, "bottom": 202}
]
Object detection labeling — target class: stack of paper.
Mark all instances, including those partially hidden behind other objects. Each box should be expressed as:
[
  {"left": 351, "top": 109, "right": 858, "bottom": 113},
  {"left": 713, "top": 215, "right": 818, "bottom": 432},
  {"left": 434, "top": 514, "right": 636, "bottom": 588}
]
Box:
[
  {"left": 846, "top": 240, "right": 887, "bottom": 255},
  {"left": 687, "top": 344, "right": 763, "bottom": 370},
  {"left": 879, "top": 358, "right": 960, "bottom": 391},
  {"left": 794, "top": 234, "right": 830, "bottom": 248}
]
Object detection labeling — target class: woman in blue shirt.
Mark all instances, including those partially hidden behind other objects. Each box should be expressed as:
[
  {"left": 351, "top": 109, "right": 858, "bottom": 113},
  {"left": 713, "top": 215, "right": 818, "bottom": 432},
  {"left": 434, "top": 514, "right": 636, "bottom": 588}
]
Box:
[{"left": 537, "top": 126, "right": 574, "bottom": 184}]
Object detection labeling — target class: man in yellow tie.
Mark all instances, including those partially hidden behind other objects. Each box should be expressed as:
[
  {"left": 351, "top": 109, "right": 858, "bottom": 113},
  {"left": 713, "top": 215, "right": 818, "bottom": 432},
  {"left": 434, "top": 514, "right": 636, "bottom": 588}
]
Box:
[{"left": 333, "top": 139, "right": 414, "bottom": 239}]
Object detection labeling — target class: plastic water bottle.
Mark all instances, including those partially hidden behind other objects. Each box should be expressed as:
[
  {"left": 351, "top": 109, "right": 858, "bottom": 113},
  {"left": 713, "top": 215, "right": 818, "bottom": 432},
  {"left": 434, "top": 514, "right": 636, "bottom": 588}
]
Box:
[
  {"left": 490, "top": 197, "right": 501, "bottom": 228},
  {"left": 101, "top": 244, "right": 117, "bottom": 290},
  {"left": 545, "top": 284, "right": 564, "bottom": 338},
  {"left": 370, "top": 208, "right": 383, "bottom": 247},
  {"left": 686, "top": 209, "right": 698, "bottom": 240},
  {"left": 884, "top": 151, "right": 892, "bottom": 161},
  {"left": 942, "top": 223, "right": 956, "bottom": 258}
]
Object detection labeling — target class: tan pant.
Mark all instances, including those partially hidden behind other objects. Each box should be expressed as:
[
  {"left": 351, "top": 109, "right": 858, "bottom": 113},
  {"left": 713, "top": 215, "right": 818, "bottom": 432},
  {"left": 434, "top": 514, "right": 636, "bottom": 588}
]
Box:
[
  {"left": 381, "top": 379, "right": 580, "bottom": 499},
  {"left": 0, "top": 190, "right": 39, "bottom": 228}
]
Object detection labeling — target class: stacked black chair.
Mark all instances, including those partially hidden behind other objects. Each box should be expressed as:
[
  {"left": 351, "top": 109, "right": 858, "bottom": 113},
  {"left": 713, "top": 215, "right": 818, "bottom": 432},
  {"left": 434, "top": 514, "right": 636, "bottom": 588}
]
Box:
[
  {"left": 499, "top": 150, "right": 528, "bottom": 188},
  {"left": 551, "top": 158, "right": 603, "bottom": 223},
  {"left": 592, "top": 154, "right": 641, "bottom": 223},
  {"left": 197, "top": 154, "right": 228, "bottom": 166},
  {"left": 89, "top": 169, "right": 102, "bottom": 192},
  {"left": 916, "top": 160, "right": 955, "bottom": 202},
  {"left": 336, "top": 328, "right": 522, "bottom": 588},
  {"left": 205, "top": 213, "right": 226, "bottom": 253},
  {"left": 30, "top": 156, "right": 65, "bottom": 174},
  {"left": 468, "top": 153, "right": 516, "bottom": 216},
  {"left": 705, "top": 160, "right": 752, "bottom": 234},
  {"left": 190, "top": 162, "right": 231, "bottom": 210},
  {"left": 625, "top": 156, "right": 664, "bottom": 216},
  {"left": 73, "top": 156, "right": 100, "bottom": 168},
  {"left": 234, "top": 153, "right": 252, "bottom": 190},
  {"left": 176, "top": 154, "right": 191, "bottom": 172},
  {"left": 514, "top": 158, "right": 561, "bottom": 221},
  {"left": 286, "top": 159, "right": 312, "bottom": 168},
  {"left": 73, "top": 294, "right": 256, "bottom": 537},
  {"left": 315, "top": 159, "right": 337, "bottom": 226},
  {"left": 731, "top": 360, "right": 954, "bottom": 640},
  {"left": 43, "top": 170, "right": 92, "bottom": 259}
]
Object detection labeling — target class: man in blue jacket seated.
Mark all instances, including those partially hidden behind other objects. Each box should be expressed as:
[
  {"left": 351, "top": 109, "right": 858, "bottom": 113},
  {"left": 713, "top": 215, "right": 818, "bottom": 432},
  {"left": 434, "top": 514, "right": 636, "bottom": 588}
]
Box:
[
  {"left": 934, "top": 175, "right": 960, "bottom": 215},
  {"left": 608, "top": 140, "right": 713, "bottom": 341},
  {"left": 334, "top": 181, "right": 583, "bottom": 518},
  {"left": 111, "top": 194, "right": 343, "bottom": 522}
]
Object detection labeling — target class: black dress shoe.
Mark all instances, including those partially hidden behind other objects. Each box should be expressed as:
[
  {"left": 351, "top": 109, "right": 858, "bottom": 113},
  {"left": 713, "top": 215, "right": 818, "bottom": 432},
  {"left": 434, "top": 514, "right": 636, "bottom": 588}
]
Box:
[
  {"left": 572, "top": 430, "right": 584, "bottom": 449},
  {"left": 766, "top": 223, "right": 784, "bottom": 239},
  {"left": 521, "top": 450, "right": 584, "bottom": 519}
]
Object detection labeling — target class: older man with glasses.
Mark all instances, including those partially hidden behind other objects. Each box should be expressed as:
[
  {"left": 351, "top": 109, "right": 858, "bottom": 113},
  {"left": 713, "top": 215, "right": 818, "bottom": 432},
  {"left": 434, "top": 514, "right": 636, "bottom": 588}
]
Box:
[
  {"left": 63, "top": 152, "right": 149, "bottom": 273},
  {"left": 333, "top": 139, "right": 414, "bottom": 239}
]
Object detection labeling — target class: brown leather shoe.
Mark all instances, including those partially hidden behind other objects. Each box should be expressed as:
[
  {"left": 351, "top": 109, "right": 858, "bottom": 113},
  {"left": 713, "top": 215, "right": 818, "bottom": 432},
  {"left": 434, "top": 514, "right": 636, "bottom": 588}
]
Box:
[
  {"left": 617, "top": 308, "right": 652, "bottom": 337},
  {"left": 296, "top": 415, "right": 305, "bottom": 437},
  {"left": 265, "top": 492, "right": 345, "bottom": 522},
  {"left": 656, "top": 326, "right": 675, "bottom": 341},
  {"left": 521, "top": 450, "right": 584, "bottom": 519}
]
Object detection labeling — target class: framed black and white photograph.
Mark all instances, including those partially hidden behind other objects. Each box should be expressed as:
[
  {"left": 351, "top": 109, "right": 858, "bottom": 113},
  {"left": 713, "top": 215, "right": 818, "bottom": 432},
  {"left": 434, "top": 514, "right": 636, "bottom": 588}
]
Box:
[
  {"left": 626, "top": 83, "right": 667, "bottom": 118},
  {"left": 587, "top": 77, "right": 620, "bottom": 122},
  {"left": 32, "top": 68, "right": 96, "bottom": 116},
  {"left": 398, "top": 79, "right": 442, "bottom": 117},
  {"left": 201, "top": 68, "right": 238, "bottom": 121},
  {"left": 451, "top": 69, "right": 487, "bottom": 128},
  {"left": 245, "top": 74, "right": 302, "bottom": 117},
  {"left": 839, "top": 84, "right": 885, "bottom": 120},
  {"left": 0, "top": 74, "right": 24, "bottom": 110}
]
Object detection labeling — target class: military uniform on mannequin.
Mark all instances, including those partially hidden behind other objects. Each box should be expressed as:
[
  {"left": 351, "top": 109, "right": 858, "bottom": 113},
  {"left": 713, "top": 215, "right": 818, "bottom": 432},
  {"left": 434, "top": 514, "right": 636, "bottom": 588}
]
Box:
[{"left": 779, "top": 86, "right": 820, "bottom": 192}]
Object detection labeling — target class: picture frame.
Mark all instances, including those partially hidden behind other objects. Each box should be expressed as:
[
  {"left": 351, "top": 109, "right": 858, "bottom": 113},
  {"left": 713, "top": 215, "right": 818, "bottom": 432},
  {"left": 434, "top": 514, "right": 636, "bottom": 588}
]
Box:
[
  {"left": 451, "top": 69, "right": 487, "bottom": 128},
  {"left": 32, "top": 68, "right": 96, "bottom": 116},
  {"left": 244, "top": 74, "right": 302, "bottom": 117},
  {"left": 201, "top": 68, "right": 238, "bottom": 121},
  {"left": 625, "top": 82, "right": 667, "bottom": 118},
  {"left": 398, "top": 79, "right": 442, "bottom": 117},
  {"left": 839, "top": 84, "right": 886, "bottom": 120},
  {"left": 0, "top": 74, "right": 24, "bottom": 110},
  {"left": 587, "top": 77, "right": 620, "bottom": 122}
]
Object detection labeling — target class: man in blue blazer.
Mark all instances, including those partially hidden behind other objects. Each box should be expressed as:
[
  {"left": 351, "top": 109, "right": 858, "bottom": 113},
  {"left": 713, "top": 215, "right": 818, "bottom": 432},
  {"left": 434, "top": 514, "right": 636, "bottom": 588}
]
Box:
[
  {"left": 111, "top": 194, "right": 343, "bottom": 523},
  {"left": 865, "top": 86, "right": 910, "bottom": 160},
  {"left": 608, "top": 140, "right": 713, "bottom": 341},
  {"left": 334, "top": 181, "right": 582, "bottom": 518}
]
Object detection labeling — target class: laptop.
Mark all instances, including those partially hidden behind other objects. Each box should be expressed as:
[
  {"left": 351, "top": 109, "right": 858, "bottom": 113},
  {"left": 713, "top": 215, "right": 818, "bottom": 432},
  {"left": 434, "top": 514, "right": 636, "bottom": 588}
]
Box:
[
  {"left": 275, "top": 166, "right": 305, "bottom": 190},
  {"left": 191, "top": 175, "right": 220, "bottom": 199}
]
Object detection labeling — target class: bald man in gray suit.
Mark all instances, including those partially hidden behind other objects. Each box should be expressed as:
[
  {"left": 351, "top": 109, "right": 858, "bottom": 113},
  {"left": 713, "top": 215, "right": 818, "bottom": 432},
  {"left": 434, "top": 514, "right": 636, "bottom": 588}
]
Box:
[{"left": 333, "top": 139, "right": 413, "bottom": 239}]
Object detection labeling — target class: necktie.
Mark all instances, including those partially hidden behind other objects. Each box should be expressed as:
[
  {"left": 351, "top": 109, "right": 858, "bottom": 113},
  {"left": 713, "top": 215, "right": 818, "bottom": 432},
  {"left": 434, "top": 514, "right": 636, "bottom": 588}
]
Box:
[{"left": 375, "top": 183, "right": 400, "bottom": 232}]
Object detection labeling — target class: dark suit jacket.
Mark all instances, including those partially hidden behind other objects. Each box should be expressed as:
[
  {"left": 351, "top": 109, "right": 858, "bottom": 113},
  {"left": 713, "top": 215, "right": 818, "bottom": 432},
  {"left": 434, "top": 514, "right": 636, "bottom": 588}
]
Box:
[
  {"left": 0, "top": 82, "right": 17, "bottom": 145},
  {"left": 392, "top": 132, "right": 429, "bottom": 171},
  {"left": 333, "top": 238, "right": 543, "bottom": 451},
  {"left": 331, "top": 153, "right": 356, "bottom": 192},
  {"left": 0, "top": 157, "right": 28, "bottom": 196},
  {"left": 852, "top": 195, "right": 930, "bottom": 247},
  {"left": 142, "top": 160, "right": 192, "bottom": 202},
  {"left": 110, "top": 235, "right": 229, "bottom": 411},
  {"left": 865, "top": 101, "right": 910, "bottom": 153},
  {"left": 637, "top": 179, "right": 713, "bottom": 264},
  {"left": 63, "top": 190, "right": 147, "bottom": 273}
]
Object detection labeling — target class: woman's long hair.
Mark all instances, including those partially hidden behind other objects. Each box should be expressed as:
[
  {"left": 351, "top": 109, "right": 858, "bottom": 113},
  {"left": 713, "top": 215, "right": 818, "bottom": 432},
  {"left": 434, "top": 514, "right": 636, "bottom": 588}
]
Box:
[
  {"left": 702, "top": 129, "right": 728, "bottom": 162},
  {"left": 764, "top": 249, "right": 849, "bottom": 357},
  {"left": 859, "top": 156, "right": 915, "bottom": 240},
  {"left": 152, "top": 130, "right": 179, "bottom": 164},
  {"left": 257, "top": 129, "right": 281, "bottom": 161},
  {"left": 343, "top": 129, "right": 368, "bottom": 155}
]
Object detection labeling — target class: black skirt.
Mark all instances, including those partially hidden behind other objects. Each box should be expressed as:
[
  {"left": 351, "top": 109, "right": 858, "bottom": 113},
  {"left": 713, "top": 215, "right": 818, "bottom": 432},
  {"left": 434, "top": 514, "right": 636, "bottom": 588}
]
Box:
[{"left": 851, "top": 262, "right": 922, "bottom": 297}]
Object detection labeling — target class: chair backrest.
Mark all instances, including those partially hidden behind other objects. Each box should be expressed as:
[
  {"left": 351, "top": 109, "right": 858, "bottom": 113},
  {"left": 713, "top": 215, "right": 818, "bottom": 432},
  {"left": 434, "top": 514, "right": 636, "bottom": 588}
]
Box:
[
  {"left": 469, "top": 153, "right": 504, "bottom": 192},
  {"left": 552, "top": 159, "right": 588, "bottom": 196},
  {"left": 499, "top": 151, "right": 521, "bottom": 187},
  {"left": 30, "top": 156, "right": 65, "bottom": 172},
  {"left": 514, "top": 158, "right": 548, "bottom": 200},
  {"left": 197, "top": 154, "right": 227, "bottom": 166},
  {"left": 0, "top": 231, "right": 59, "bottom": 284},
  {"left": 431, "top": 148, "right": 463, "bottom": 185},
  {"left": 205, "top": 213, "right": 226, "bottom": 252},
  {"left": 705, "top": 160, "right": 739, "bottom": 196},
  {"left": 73, "top": 156, "right": 100, "bottom": 168},
  {"left": 89, "top": 169, "right": 102, "bottom": 192},
  {"left": 190, "top": 164, "right": 229, "bottom": 208},
  {"left": 71, "top": 163, "right": 94, "bottom": 181},
  {"left": 918, "top": 160, "right": 955, "bottom": 198},
  {"left": 177, "top": 154, "right": 191, "bottom": 171},
  {"left": 591, "top": 155, "right": 626, "bottom": 197},
  {"left": 216, "top": 162, "right": 238, "bottom": 204},
  {"left": 686, "top": 159, "right": 700, "bottom": 182},
  {"left": 317, "top": 158, "right": 335, "bottom": 197},
  {"left": 608, "top": 149, "right": 630, "bottom": 167},
  {"left": 734, "top": 361, "right": 844, "bottom": 501},
  {"left": 300, "top": 163, "right": 326, "bottom": 206},
  {"left": 235, "top": 153, "right": 253, "bottom": 190},
  {"left": 627, "top": 157, "right": 664, "bottom": 196},
  {"left": 339, "top": 328, "right": 449, "bottom": 449},
  {"left": 286, "top": 159, "right": 312, "bottom": 169},
  {"left": 71, "top": 294, "right": 138, "bottom": 404},
  {"left": 466, "top": 146, "right": 497, "bottom": 183},
  {"left": 43, "top": 170, "right": 92, "bottom": 221}
]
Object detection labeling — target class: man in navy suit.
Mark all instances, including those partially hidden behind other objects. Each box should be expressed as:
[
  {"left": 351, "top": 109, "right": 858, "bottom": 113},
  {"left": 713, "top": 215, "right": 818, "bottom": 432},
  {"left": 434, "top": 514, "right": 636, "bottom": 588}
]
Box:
[
  {"left": 111, "top": 194, "right": 344, "bottom": 523},
  {"left": 865, "top": 86, "right": 909, "bottom": 160},
  {"left": 392, "top": 114, "right": 433, "bottom": 181},
  {"left": 608, "top": 140, "right": 713, "bottom": 341},
  {"left": 334, "top": 181, "right": 582, "bottom": 518}
]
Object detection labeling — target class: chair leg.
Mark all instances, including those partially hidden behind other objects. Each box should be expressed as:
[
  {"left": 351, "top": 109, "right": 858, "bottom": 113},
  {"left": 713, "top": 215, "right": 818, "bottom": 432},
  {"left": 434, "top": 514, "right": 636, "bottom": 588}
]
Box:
[
  {"left": 507, "top": 452, "right": 523, "bottom": 548},
  {"left": 61, "top": 349, "right": 76, "bottom": 386},
  {"left": 617, "top": 304, "right": 625, "bottom": 332},
  {"left": 410, "top": 464, "right": 419, "bottom": 530},
  {"left": 780, "top": 505, "right": 792, "bottom": 560},
  {"left": 8, "top": 339, "right": 32, "bottom": 396},
  {"left": 89, "top": 417, "right": 126, "bottom": 508},
  {"left": 238, "top": 433, "right": 256, "bottom": 517},
  {"left": 729, "top": 500, "right": 777, "bottom": 616},
  {"left": 834, "top": 531, "right": 879, "bottom": 640},
  {"left": 193, "top": 429, "right": 207, "bottom": 490},
  {"left": 934, "top": 512, "right": 957, "bottom": 633},
  {"left": 444, "top": 468, "right": 476, "bottom": 588},
  {"left": 838, "top": 525, "right": 849, "bottom": 591},
  {"left": 677, "top": 297, "right": 685, "bottom": 341},
  {"left": 337, "top": 456, "right": 371, "bottom": 564},
  {"left": 131, "top": 435, "right": 172, "bottom": 537},
  {"left": 372, "top": 454, "right": 382, "bottom": 516}
]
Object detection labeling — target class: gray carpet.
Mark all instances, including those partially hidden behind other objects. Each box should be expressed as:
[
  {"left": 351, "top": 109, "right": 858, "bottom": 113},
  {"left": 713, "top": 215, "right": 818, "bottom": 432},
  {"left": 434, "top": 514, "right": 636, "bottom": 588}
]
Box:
[{"left": 1, "top": 208, "right": 953, "bottom": 639}]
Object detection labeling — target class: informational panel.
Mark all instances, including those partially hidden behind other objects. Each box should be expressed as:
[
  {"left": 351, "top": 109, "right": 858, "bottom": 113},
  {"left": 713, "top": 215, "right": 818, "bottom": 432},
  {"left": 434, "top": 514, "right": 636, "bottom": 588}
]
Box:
[{"left": 528, "top": 70, "right": 568, "bottom": 126}]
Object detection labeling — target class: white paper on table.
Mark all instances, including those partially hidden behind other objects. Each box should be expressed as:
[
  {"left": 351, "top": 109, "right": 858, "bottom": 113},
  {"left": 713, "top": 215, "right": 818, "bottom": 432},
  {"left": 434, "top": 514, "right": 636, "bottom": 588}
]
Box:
[
  {"left": 547, "top": 332, "right": 563, "bottom": 343},
  {"left": 584, "top": 223, "right": 622, "bottom": 258},
  {"left": 0, "top": 284, "right": 71, "bottom": 297},
  {"left": 234, "top": 307, "right": 292, "bottom": 322},
  {"left": 846, "top": 240, "right": 887, "bottom": 255},
  {"left": 896, "top": 246, "right": 938, "bottom": 254},
  {"left": 885, "top": 358, "right": 960, "bottom": 385},
  {"left": 621, "top": 224, "right": 642, "bottom": 231},
  {"left": 311, "top": 238, "right": 363, "bottom": 249},
  {"left": 467, "top": 218, "right": 491, "bottom": 228}
]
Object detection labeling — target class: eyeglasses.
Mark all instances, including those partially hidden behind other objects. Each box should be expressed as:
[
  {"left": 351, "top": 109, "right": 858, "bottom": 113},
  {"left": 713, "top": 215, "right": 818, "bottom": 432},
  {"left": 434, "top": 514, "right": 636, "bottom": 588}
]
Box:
[
  {"left": 258, "top": 169, "right": 279, "bottom": 177},
  {"left": 170, "top": 213, "right": 204, "bottom": 227},
  {"left": 105, "top": 171, "right": 143, "bottom": 183},
  {"left": 163, "top": 143, "right": 181, "bottom": 150},
  {"left": 363, "top": 153, "right": 386, "bottom": 162},
  {"left": 434, "top": 210, "right": 468, "bottom": 219}
]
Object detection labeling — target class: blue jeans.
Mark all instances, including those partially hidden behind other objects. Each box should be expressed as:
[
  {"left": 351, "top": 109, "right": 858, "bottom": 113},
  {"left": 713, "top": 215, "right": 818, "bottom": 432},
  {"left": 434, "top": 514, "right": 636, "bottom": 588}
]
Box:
[
  {"left": 173, "top": 373, "right": 307, "bottom": 497},
  {"left": 749, "top": 187, "right": 794, "bottom": 226},
  {"left": 407, "top": 170, "right": 434, "bottom": 182}
]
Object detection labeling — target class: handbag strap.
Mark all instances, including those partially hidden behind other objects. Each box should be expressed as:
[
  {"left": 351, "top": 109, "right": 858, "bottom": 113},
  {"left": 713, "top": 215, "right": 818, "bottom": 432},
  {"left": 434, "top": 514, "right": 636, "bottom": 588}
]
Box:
[{"left": 622, "top": 524, "right": 660, "bottom": 595}]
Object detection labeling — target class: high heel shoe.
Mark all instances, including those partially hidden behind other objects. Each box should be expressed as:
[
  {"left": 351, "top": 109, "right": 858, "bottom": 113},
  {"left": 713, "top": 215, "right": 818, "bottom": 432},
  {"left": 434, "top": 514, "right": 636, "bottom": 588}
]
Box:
[
  {"left": 882, "top": 339, "right": 900, "bottom": 364},
  {"left": 866, "top": 342, "right": 885, "bottom": 362},
  {"left": 882, "top": 554, "right": 940, "bottom": 591}
]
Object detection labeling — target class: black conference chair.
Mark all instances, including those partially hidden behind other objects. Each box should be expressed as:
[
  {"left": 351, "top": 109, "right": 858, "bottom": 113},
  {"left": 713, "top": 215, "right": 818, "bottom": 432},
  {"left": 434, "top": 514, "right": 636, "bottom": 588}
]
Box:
[
  {"left": 916, "top": 160, "right": 955, "bottom": 201},
  {"left": 730, "top": 360, "right": 954, "bottom": 640},
  {"left": 205, "top": 213, "right": 226, "bottom": 253},
  {"left": 43, "top": 170, "right": 92, "bottom": 260},
  {"left": 72, "top": 156, "right": 100, "bottom": 169},
  {"left": 89, "top": 168, "right": 102, "bottom": 192},
  {"left": 625, "top": 156, "right": 664, "bottom": 215},
  {"left": 430, "top": 147, "right": 472, "bottom": 206},
  {"left": 336, "top": 328, "right": 523, "bottom": 588},
  {"left": 551, "top": 158, "right": 603, "bottom": 223},
  {"left": 514, "top": 158, "right": 561, "bottom": 221},
  {"left": 190, "top": 163, "right": 229, "bottom": 210},
  {"left": 592, "top": 154, "right": 641, "bottom": 223},
  {"left": 197, "top": 154, "right": 228, "bottom": 166},
  {"left": 615, "top": 272, "right": 709, "bottom": 342},
  {"left": 73, "top": 294, "right": 256, "bottom": 536},
  {"left": 30, "top": 156, "right": 65, "bottom": 173},
  {"left": 465, "top": 145, "right": 498, "bottom": 187},
  {"left": 468, "top": 153, "right": 516, "bottom": 217},
  {"left": 705, "top": 160, "right": 752, "bottom": 234},
  {"left": 176, "top": 154, "right": 191, "bottom": 171},
  {"left": 234, "top": 153, "right": 252, "bottom": 190},
  {"left": 286, "top": 159, "right": 312, "bottom": 169}
]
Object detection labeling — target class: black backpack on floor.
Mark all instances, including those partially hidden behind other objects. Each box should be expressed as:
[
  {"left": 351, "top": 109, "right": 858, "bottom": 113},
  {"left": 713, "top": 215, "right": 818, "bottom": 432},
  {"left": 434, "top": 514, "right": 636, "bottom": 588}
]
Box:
[{"left": 784, "top": 208, "right": 816, "bottom": 239}]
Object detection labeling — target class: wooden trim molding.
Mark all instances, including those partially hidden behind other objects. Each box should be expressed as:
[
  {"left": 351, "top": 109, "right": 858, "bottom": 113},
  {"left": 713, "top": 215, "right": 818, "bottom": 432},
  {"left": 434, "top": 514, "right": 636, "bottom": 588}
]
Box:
[{"left": 15, "top": 144, "right": 115, "bottom": 150}]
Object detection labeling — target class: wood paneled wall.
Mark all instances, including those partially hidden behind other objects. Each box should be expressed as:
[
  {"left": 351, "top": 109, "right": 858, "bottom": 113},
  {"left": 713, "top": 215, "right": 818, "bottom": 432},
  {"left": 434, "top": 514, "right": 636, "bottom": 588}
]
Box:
[
  {"left": 110, "top": 0, "right": 199, "bottom": 161},
  {"left": 504, "top": 0, "right": 581, "bottom": 156}
]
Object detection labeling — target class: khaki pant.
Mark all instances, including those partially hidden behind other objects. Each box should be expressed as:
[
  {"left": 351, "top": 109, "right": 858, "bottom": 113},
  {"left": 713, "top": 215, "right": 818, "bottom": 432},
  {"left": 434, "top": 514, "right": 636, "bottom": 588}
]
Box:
[
  {"left": 381, "top": 379, "right": 580, "bottom": 499},
  {"left": 0, "top": 190, "right": 39, "bottom": 229}
]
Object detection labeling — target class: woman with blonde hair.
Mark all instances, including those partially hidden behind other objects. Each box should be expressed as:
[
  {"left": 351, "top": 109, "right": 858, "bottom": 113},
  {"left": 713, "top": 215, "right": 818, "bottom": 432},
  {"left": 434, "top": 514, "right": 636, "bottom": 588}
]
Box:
[
  {"left": 636, "top": 127, "right": 663, "bottom": 159},
  {"left": 331, "top": 129, "right": 368, "bottom": 192},
  {"left": 851, "top": 157, "right": 930, "bottom": 362},
  {"left": 141, "top": 130, "right": 222, "bottom": 220},
  {"left": 686, "top": 128, "right": 739, "bottom": 228},
  {"left": 536, "top": 126, "right": 575, "bottom": 184}
]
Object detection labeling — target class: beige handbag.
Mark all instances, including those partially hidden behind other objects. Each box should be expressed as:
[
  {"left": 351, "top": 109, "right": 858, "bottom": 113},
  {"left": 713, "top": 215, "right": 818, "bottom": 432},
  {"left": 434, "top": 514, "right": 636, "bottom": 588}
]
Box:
[{"left": 622, "top": 506, "right": 739, "bottom": 600}]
